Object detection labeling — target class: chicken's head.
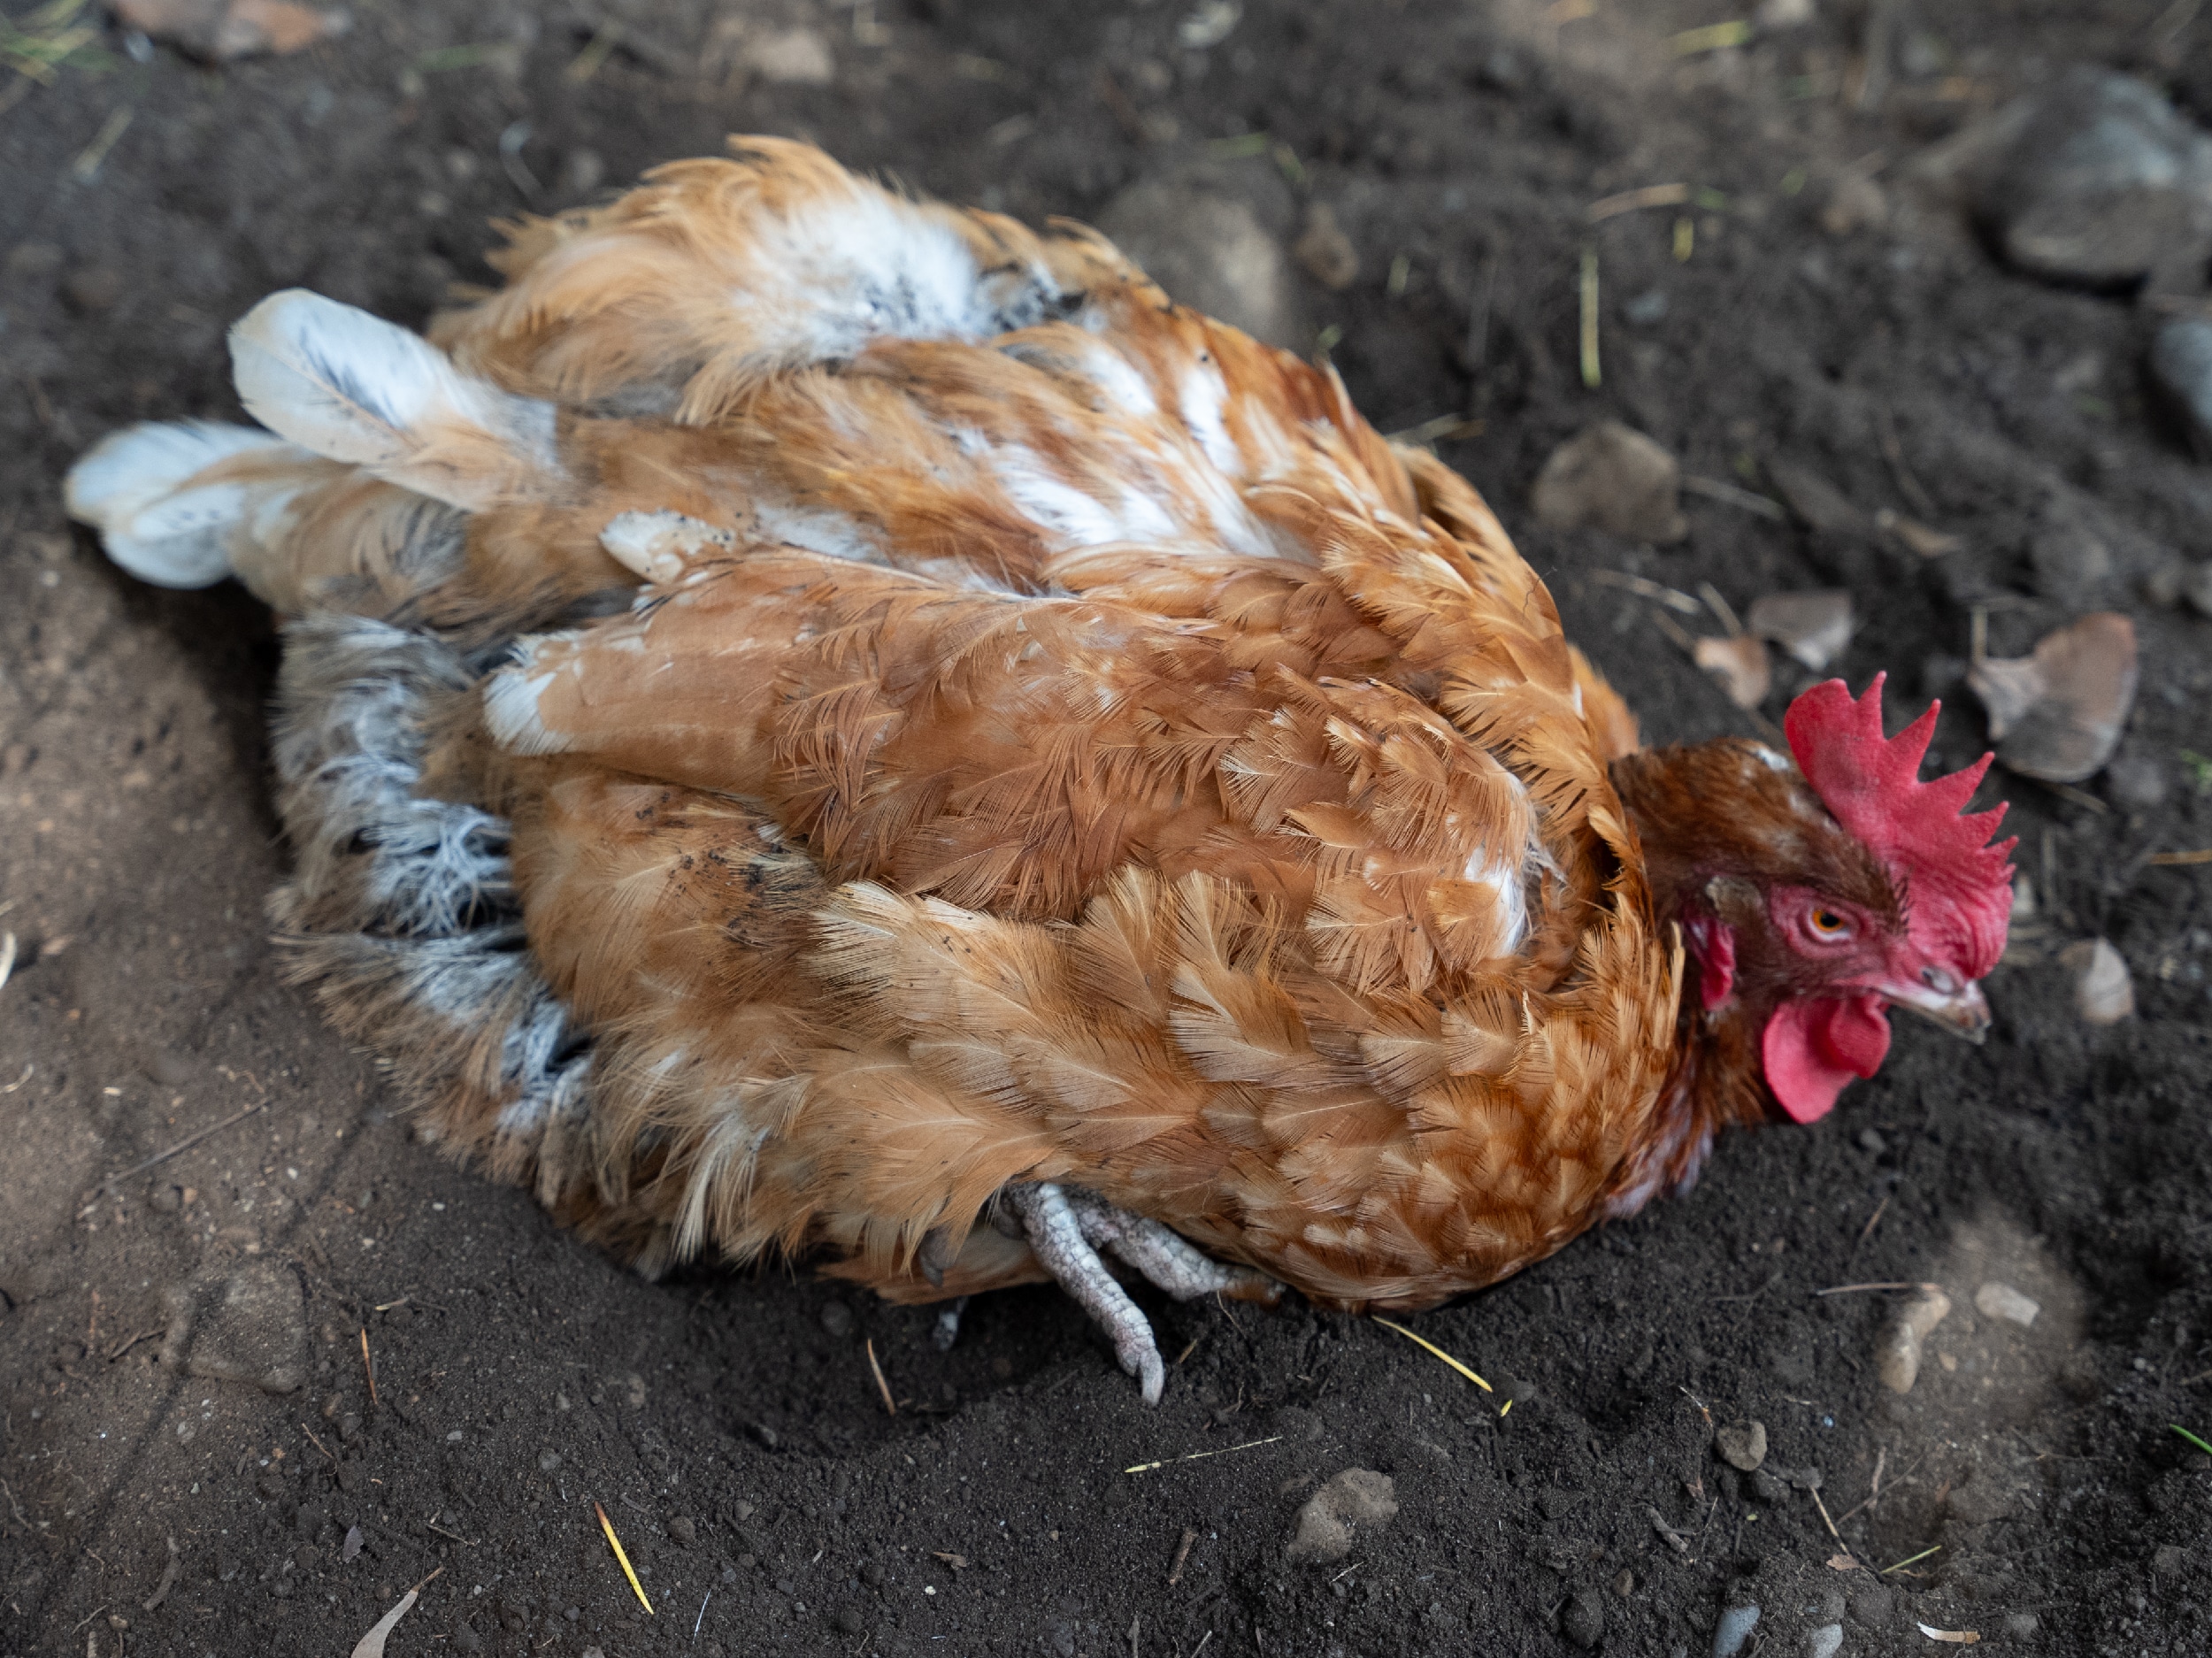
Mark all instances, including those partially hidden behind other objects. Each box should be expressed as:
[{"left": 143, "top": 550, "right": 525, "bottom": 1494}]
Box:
[{"left": 1616, "top": 675, "right": 2016, "bottom": 1125}]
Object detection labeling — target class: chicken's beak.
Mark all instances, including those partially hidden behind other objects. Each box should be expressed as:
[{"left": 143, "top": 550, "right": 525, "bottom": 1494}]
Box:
[{"left": 1875, "top": 975, "right": 1992, "bottom": 1044}]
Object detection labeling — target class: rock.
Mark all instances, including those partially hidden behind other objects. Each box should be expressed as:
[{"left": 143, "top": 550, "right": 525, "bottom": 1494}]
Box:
[
  {"left": 1097, "top": 181, "right": 1299, "bottom": 348},
  {"left": 1716, "top": 1420, "right": 1769, "bottom": 1472},
  {"left": 1973, "top": 1282, "right": 2041, "bottom": 1327},
  {"left": 1562, "top": 1586, "right": 1606, "bottom": 1648},
  {"left": 1531, "top": 421, "right": 1686, "bottom": 543},
  {"left": 831, "top": 1605, "right": 867, "bottom": 1635},
  {"left": 2001, "top": 1612, "right": 2040, "bottom": 1637},
  {"left": 819, "top": 1301, "right": 855, "bottom": 1339},
  {"left": 537, "top": 1450, "right": 562, "bottom": 1473},
  {"left": 1713, "top": 1602, "right": 1762, "bottom": 1658},
  {"left": 2105, "top": 750, "right": 2169, "bottom": 810},
  {"left": 2150, "top": 319, "right": 2212, "bottom": 458},
  {"left": 744, "top": 27, "right": 834, "bottom": 85},
  {"left": 1622, "top": 287, "right": 1670, "bottom": 326},
  {"left": 1694, "top": 634, "right": 1772, "bottom": 710},
  {"left": 1294, "top": 203, "right": 1360, "bottom": 291},
  {"left": 1968, "top": 612, "right": 2139, "bottom": 783},
  {"left": 2059, "top": 938, "right": 2134, "bottom": 1024},
  {"left": 2185, "top": 562, "right": 2212, "bottom": 618},
  {"left": 113, "top": 0, "right": 349, "bottom": 62},
  {"left": 1804, "top": 1624, "right": 1844, "bottom": 1658},
  {"left": 1976, "top": 68, "right": 2212, "bottom": 288},
  {"left": 1747, "top": 590, "right": 1853, "bottom": 671},
  {"left": 1876, "top": 1286, "right": 1952, "bottom": 1393},
  {"left": 1766, "top": 459, "right": 1867, "bottom": 536},
  {"left": 1284, "top": 1468, "right": 1397, "bottom": 1564},
  {"left": 1755, "top": 0, "right": 1816, "bottom": 27},
  {"left": 2028, "top": 499, "right": 2113, "bottom": 606},
  {"left": 1748, "top": 1468, "right": 1788, "bottom": 1504},
  {"left": 159, "top": 1262, "right": 307, "bottom": 1394},
  {"left": 667, "top": 1516, "right": 696, "bottom": 1545},
  {"left": 623, "top": 1372, "right": 647, "bottom": 1409},
  {"left": 1858, "top": 1126, "right": 1886, "bottom": 1153}
]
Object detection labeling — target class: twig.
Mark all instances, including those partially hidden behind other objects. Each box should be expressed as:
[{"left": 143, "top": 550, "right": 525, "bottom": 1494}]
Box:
[
  {"left": 1371, "top": 1316, "right": 1493, "bottom": 1392},
  {"left": 694, "top": 1590, "right": 710, "bottom": 1638},
  {"left": 1815, "top": 1280, "right": 1939, "bottom": 1296},
  {"left": 1852, "top": 1194, "right": 1892, "bottom": 1255},
  {"left": 89, "top": 1101, "right": 263, "bottom": 1198},
  {"left": 359, "top": 1328, "right": 378, "bottom": 1409},
  {"left": 1833, "top": 1447, "right": 1888, "bottom": 1524},
  {"left": 595, "top": 1501, "right": 654, "bottom": 1614},
  {"left": 1807, "top": 1483, "right": 1847, "bottom": 1547},
  {"left": 1697, "top": 582, "right": 1743, "bottom": 638},
  {"left": 142, "top": 1535, "right": 180, "bottom": 1612},
  {"left": 425, "top": 1516, "right": 472, "bottom": 1546},
  {"left": 2147, "top": 848, "right": 2212, "bottom": 866},
  {"left": 1881, "top": 1544, "right": 1940, "bottom": 1575},
  {"left": 1681, "top": 475, "right": 1786, "bottom": 520},
  {"left": 865, "top": 1338, "right": 896, "bottom": 1416},
  {"left": 1168, "top": 1527, "right": 1197, "bottom": 1585},
  {"left": 1588, "top": 570, "right": 1704, "bottom": 614},
  {"left": 104, "top": 1325, "right": 163, "bottom": 1362},
  {"left": 1124, "top": 1436, "right": 1281, "bottom": 1476},
  {"left": 1578, "top": 247, "right": 1601, "bottom": 388},
  {"left": 300, "top": 1424, "right": 337, "bottom": 1463},
  {"left": 1586, "top": 182, "right": 1689, "bottom": 222}
]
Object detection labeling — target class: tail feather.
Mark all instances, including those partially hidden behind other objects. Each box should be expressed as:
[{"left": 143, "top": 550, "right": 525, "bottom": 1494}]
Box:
[
  {"left": 230, "top": 288, "right": 559, "bottom": 510},
  {"left": 63, "top": 420, "right": 303, "bottom": 589}
]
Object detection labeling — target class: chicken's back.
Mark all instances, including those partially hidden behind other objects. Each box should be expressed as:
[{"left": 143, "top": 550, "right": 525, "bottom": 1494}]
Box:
[{"left": 67, "top": 139, "right": 1677, "bottom": 1312}]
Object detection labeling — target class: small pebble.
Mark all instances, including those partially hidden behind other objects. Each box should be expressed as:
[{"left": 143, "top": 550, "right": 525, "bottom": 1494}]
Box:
[
  {"left": 667, "top": 1516, "right": 696, "bottom": 1545},
  {"left": 1972, "top": 1282, "right": 2040, "bottom": 1327},
  {"left": 832, "top": 1606, "right": 867, "bottom": 1635},
  {"left": 2059, "top": 939, "right": 2133, "bottom": 1025},
  {"left": 1531, "top": 421, "right": 1686, "bottom": 543},
  {"left": 1716, "top": 1420, "right": 1768, "bottom": 1472},
  {"left": 1877, "top": 1287, "right": 1951, "bottom": 1393},
  {"left": 1856, "top": 1128, "right": 1886, "bottom": 1154},
  {"left": 1622, "top": 288, "right": 1670, "bottom": 326},
  {"left": 1804, "top": 1623, "right": 1843, "bottom": 1658},
  {"left": 819, "top": 1301, "right": 855, "bottom": 1339},
  {"left": 538, "top": 1450, "right": 562, "bottom": 1473},
  {"left": 1713, "top": 1602, "right": 1761, "bottom": 1658},
  {"left": 745, "top": 27, "right": 835, "bottom": 85}
]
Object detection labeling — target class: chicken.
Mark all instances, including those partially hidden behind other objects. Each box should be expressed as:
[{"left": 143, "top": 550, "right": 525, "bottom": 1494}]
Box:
[{"left": 64, "top": 139, "right": 2016, "bottom": 1401}]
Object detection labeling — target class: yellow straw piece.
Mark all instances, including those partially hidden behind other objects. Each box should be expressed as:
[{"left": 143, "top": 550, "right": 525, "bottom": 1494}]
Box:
[
  {"left": 594, "top": 1501, "right": 654, "bottom": 1614},
  {"left": 1124, "top": 1435, "right": 1283, "bottom": 1476},
  {"left": 1499, "top": 1398, "right": 1514, "bottom": 1418},
  {"left": 1371, "top": 1316, "right": 1494, "bottom": 1393}
]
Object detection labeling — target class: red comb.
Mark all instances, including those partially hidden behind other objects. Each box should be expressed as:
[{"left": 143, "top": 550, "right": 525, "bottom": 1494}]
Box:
[{"left": 1784, "top": 674, "right": 2016, "bottom": 979}]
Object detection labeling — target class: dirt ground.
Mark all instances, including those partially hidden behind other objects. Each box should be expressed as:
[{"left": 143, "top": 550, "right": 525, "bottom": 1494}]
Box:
[{"left": 4, "top": 1, "right": 2212, "bottom": 1654}]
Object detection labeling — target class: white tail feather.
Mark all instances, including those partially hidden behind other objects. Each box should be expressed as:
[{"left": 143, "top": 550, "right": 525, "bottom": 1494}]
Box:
[
  {"left": 229, "top": 289, "right": 558, "bottom": 510},
  {"left": 64, "top": 420, "right": 300, "bottom": 588}
]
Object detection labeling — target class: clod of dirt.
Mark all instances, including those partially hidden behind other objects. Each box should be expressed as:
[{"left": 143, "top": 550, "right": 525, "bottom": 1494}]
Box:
[
  {"left": 1715, "top": 1420, "right": 1768, "bottom": 1471},
  {"left": 1712, "top": 1602, "right": 1761, "bottom": 1658},
  {"left": 1284, "top": 1468, "right": 1397, "bottom": 1564},
  {"left": 1967, "top": 612, "right": 2139, "bottom": 782},
  {"left": 1561, "top": 1586, "right": 1605, "bottom": 1649},
  {"left": 1294, "top": 203, "right": 1360, "bottom": 291},
  {"left": 1876, "top": 1286, "right": 1952, "bottom": 1393},
  {"left": 115, "top": 0, "right": 350, "bottom": 62},
  {"left": 1747, "top": 590, "right": 1852, "bottom": 671},
  {"left": 1765, "top": 459, "right": 1866, "bottom": 537},
  {"left": 1097, "top": 181, "right": 1298, "bottom": 349},
  {"left": 1943, "top": 68, "right": 2212, "bottom": 288},
  {"left": 742, "top": 27, "right": 835, "bottom": 85},
  {"left": 158, "top": 1261, "right": 307, "bottom": 1394},
  {"left": 2058, "top": 938, "right": 2134, "bottom": 1024},
  {"left": 60, "top": 266, "right": 124, "bottom": 315},
  {"left": 1973, "top": 1282, "right": 2041, "bottom": 1326},
  {"left": 2105, "top": 749, "right": 2169, "bottom": 810},
  {"left": 1694, "top": 633, "right": 1771, "bottom": 710},
  {"left": 1531, "top": 421, "right": 1686, "bottom": 543}
]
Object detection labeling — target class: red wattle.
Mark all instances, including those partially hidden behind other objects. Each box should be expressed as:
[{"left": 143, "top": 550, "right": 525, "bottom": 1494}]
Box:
[{"left": 1761, "top": 995, "right": 1892, "bottom": 1124}]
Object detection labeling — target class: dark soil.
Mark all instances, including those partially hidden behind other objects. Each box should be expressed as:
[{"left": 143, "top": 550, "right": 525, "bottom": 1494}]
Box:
[{"left": 5, "top": 3, "right": 2212, "bottom": 1655}]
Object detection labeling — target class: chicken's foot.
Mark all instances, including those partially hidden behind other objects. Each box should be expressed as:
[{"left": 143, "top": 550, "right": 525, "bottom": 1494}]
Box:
[{"left": 1002, "top": 1182, "right": 1274, "bottom": 1405}]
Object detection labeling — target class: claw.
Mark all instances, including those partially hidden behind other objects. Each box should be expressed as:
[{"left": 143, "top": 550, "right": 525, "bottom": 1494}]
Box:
[{"left": 1005, "top": 1181, "right": 1279, "bottom": 1406}]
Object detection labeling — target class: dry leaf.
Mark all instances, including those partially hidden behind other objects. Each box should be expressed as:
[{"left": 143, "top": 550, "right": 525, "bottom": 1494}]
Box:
[
  {"left": 1694, "top": 633, "right": 1771, "bottom": 709},
  {"left": 1968, "top": 612, "right": 2138, "bottom": 783},
  {"left": 1826, "top": 1553, "right": 1863, "bottom": 1571},
  {"left": 349, "top": 1588, "right": 419, "bottom": 1658},
  {"left": 930, "top": 1551, "right": 969, "bottom": 1570},
  {"left": 1916, "top": 1624, "right": 1981, "bottom": 1645},
  {"left": 1747, "top": 589, "right": 1853, "bottom": 671}
]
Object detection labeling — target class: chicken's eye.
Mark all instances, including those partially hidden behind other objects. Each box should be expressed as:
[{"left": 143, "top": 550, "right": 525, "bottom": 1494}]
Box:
[{"left": 1808, "top": 907, "right": 1851, "bottom": 940}]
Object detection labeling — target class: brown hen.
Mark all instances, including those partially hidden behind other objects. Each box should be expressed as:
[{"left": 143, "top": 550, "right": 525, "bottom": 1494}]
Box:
[{"left": 65, "top": 139, "right": 2013, "bottom": 1401}]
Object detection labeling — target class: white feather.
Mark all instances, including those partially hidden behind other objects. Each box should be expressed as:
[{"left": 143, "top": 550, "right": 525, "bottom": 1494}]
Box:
[
  {"left": 63, "top": 419, "right": 299, "bottom": 588},
  {"left": 227, "top": 289, "right": 557, "bottom": 509}
]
